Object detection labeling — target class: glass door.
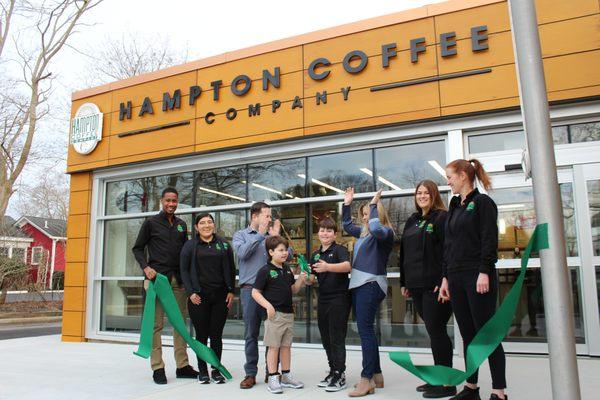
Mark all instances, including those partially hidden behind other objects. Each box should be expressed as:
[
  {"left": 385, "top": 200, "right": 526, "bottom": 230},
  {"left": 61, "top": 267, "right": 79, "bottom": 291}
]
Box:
[
  {"left": 574, "top": 163, "right": 600, "bottom": 356},
  {"left": 487, "top": 169, "right": 588, "bottom": 354}
]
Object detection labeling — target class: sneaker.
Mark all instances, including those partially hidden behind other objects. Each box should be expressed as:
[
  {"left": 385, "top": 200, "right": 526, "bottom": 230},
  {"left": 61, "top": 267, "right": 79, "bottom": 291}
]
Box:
[
  {"left": 198, "top": 374, "right": 210, "bottom": 384},
  {"left": 325, "top": 371, "right": 347, "bottom": 392},
  {"left": 152, "top": 368, "right": 167, "bottom": 385},
  {"left": 424, "top": 385, "right": 458, "bottom": 398},
  {"left": 318, "top": 370, "right": 333, "bottom": 388},
  {"left": 267, "top": 374, "right": 283, "bottom": 394},
  {"left": 281, "top": 372, "right": 304, "bottom": 389},
  {"left": 211, "top": 369, "right": 226, "bottom": 384},
  {"left": 176, "top": 365, "right": 199, "bottom": 378},
  {"left": 489, "top": 395, "right": 507, "bottom": 400},
  {"left": 417, "top": 383, "right": 435, "bottom": 392},
  {"left": 450, "top": 387, "right": 481, "bottom": 400}
]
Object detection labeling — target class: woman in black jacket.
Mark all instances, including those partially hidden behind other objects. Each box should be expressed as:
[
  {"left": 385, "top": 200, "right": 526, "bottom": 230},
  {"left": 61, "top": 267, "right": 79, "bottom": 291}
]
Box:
[
  {"left": 438, "top": 159, "right": 506, "bottom": 400},
  {"left": 180, "top": 213, "right": 235, "bottom": 384},
  {"left": 399, "top": 180, "right": 455, "bottom": 399}
]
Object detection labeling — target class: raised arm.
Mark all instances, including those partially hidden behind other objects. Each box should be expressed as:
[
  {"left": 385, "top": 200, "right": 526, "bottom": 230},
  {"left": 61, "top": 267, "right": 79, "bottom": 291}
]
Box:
[{"left": 232, "top": 230, "right": 266, "bottom": 261}]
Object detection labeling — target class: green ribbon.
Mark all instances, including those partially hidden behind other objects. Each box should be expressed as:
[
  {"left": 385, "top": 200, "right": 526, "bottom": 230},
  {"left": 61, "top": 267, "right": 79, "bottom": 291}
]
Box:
[
  {"left": 298, "top": 254, "right": 311, "bottom": 276},
  {"left": 390, "top": 223, "right": 549, "bottom": 386},
  {"left": 134, "top": 273, "right": 232, "bottom": 379}
]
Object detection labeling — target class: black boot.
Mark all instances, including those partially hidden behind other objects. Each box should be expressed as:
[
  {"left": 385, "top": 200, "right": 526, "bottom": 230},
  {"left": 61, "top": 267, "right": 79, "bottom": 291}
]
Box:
[
  {"left": 152, "top": 368, "right": 167, "bottom": 385},
  {"left": 176, "top": 365, "right": 199, "bottom": 378},
  {"left": 449, "top": 386, "right": 481, "bottom": 400},
  {"left": 424, "top": 385, "right": 458, "bottom": 398}
]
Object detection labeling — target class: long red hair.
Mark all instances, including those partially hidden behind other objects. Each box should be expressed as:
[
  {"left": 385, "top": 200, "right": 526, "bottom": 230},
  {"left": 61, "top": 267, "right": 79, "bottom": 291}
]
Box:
[{"left": 446, "top": 159, "right": 492, "bottom": 191}]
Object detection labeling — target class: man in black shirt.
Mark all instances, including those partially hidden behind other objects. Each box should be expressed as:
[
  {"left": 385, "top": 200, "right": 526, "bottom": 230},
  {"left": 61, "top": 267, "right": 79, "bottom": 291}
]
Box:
[
  {"left": 132, "top": 187, "right": 198, "bottom": 384},
  {"left": 310, "top": 219, "right": 351, "bottom": 392}
]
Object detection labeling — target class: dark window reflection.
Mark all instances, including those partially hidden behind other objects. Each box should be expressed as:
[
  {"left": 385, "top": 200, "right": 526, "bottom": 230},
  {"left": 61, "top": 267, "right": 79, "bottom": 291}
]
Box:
[
  {"left": 308, "top": 150, "right": 373, "bottom": 197},
  {"left": 570, "top": 122, "right": 600, "bottom": 143},
  {"left": 375, "top": 141, "right": 446, "bottom": 189},
  {"left": 248, "top": 158, "right": 306, "bottom": 201},
  {"left": 501, "top": 267, "right": 584, "bottom": 343},
  {"left": 490, "top": 184, "right": 577, "bottom": 258},
  {"left": 106, "top": 173, "right": 194, "bottom": 215},
  {"left": 195, "top": 166, "right": 247, "bottom": 207}
]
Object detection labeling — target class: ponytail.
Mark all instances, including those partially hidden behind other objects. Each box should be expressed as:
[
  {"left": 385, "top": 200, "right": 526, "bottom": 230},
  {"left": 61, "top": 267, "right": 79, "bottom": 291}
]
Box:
[
  {"left": 446, "top": 158, "right": 492, "bottom": 191},
  {"left": 469, "top": 159, "right": 492, "bottom": 191}
]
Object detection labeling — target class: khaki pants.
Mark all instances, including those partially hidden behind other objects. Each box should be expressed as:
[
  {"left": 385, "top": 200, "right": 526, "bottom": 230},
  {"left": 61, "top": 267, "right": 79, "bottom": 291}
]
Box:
[{"left": 144, "top": 276, "right": 190, "bottom": 371}]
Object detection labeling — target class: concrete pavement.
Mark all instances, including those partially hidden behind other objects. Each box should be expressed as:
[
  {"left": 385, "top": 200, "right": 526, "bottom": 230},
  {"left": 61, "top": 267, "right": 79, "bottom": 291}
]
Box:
[{"left": 0, "top": 335, "right": 597, "bottom": 399}]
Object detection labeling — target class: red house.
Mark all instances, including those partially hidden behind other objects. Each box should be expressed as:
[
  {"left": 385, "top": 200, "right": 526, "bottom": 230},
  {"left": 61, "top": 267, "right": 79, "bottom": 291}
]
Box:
[{"left": 14, "top": 216, "right": 67, "bottom": 288}]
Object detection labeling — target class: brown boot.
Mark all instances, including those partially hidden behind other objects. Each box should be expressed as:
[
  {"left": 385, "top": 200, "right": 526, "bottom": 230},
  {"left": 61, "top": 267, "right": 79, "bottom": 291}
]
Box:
[
  {"left": 373, "top": 373, "right": 384, "bottom": 388},
  {"left": 348, "top": 378, "right": 375, "bottom": 397},
  {"left": 240, "top": 375, "right": 256, "bottom": 389}
]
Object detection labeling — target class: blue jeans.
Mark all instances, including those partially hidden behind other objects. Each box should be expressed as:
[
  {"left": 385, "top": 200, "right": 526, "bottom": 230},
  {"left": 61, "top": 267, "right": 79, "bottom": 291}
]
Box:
[
  {"left": 241, "top": 287, "right": 266, "bottom": 377},
  {"left": 352, "top": 281, "right": 386, "bottom": 379}
]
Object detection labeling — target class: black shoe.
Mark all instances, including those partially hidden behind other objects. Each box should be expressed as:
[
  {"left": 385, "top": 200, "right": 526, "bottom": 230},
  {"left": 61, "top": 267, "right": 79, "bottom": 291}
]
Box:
[
  {"left": 318, "top": 370, "right": 333, "bottom": 388},
  {"left": 489, "top": 395, "right": 507, "bottom": 400},
  {"left": 176, "top": 365, "right": 199, "bottom": 378},
  {"left": 153, "top": 368, "right": 167, "bottom": 385},
  {"left": 198, "top": 374, "right": 210, "bottom": 384},
  {"left": 325, "top": 371, "right": 347, "bottom": 392},
  {"left": 424, "top": 385, "right": 458, "bottom": 398},
  {"left": 450, "top": 387, "right": 481, "bottom": 400},
  {"left": 418, "top": 383, "right": 435, "bottom": 392},
  {"left": 211, "top": 369, "right": 226, "bottom": 384}
]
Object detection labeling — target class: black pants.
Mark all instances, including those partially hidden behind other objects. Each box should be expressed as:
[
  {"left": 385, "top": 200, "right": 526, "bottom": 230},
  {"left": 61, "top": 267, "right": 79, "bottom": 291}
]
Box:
[
  {"left": 411, "top": 288, "right": 453, "bottom": 368},
  {"left": 318, "top": 294, "right": 351, "bottom": 373},
  {"left": 449, "top": 270, "right": 506, "bottom": 389},
  {"left": 188, "top": 288, "right": 229, "bottom": 375}
]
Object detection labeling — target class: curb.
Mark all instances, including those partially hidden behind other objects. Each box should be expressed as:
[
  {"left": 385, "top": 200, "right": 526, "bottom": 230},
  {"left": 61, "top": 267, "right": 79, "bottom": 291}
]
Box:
[{"left": 0, "top": 316, "right": 62, "bottom": 325}]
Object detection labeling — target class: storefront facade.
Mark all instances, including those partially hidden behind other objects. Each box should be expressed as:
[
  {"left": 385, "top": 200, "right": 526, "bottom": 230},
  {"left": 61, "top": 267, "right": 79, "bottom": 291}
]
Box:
[{"left": 62, "top": 0, "right": 600, "bottom": 356}]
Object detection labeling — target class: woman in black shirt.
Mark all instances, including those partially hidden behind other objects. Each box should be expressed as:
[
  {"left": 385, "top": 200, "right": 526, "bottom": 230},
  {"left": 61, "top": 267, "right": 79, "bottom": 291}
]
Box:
[
  {"left": 399, "top": 180, "right": 455, "bottom": 398},
  {"left": 180, "top": 213, "right": 235, "bottom": 384},
  {"left": 438, "top": 159, "right": 507, "bottom": 400}
]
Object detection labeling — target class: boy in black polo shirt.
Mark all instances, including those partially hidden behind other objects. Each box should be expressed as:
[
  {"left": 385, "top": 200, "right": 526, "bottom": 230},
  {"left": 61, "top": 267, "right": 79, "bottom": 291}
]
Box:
[
  {"left": 310, "top": 218, "right": 351, "bottom": 392},
  {"left": 252, "top": 236, "right": 310, "bottom": 394}
]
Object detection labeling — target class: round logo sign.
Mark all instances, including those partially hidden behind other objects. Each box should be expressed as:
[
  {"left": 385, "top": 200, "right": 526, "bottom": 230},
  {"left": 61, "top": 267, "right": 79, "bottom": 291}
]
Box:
[{"left": 71, "top": 103, "right": 103, "bottom": 155}]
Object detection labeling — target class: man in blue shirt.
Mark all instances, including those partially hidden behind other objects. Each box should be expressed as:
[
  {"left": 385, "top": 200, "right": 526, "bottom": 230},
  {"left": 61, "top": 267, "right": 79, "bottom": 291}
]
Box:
[{"left": 233, "top": 202, "right": 287, "bottom": 389}]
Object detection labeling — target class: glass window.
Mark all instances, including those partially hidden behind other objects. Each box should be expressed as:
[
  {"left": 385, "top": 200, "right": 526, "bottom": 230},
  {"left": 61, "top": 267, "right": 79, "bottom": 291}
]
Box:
[
  {"left": 103, "top": 218, "right": 145, "bottom": 277},
  {"left": 308, "top": 150, "right": 373, "bottom": 197},
  {"left": 502, "top": 266, "right": 584, "bottom": 343},
  {"left": 195, "top": 166, "right": 247, "bottom": 207},
  {"left": 105, "top": 172, "right": 194, "bottom": 215},
  {"left": 248, "top": 158, "right": 306, "bottom": 201},
  {"left": 552, "top": 126, "right": 569, "bottom": 145},
  {"left": 100, "top": 280, "right": 143, "bottom": 333},
  {"left": 490, "top": 183, "right": 577, "bottom": 258},
  {"left": 31, "top": 246, "right": 44, "bottom": 265},
  {"left": 588, "top": 180, "right": 600, "bottom": 256},
  {"left": 469, "top": 131, "right": 525, "bottom": 153},
  {"left": 375, "top": 141, "right": 447, "bottom": 189},
  {"left": 570, "top": 122, "right": 600, "bottom": 143}
]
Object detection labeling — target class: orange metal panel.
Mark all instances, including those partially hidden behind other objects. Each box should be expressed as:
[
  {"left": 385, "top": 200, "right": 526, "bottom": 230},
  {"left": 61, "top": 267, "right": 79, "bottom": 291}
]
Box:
[
  {"left": 63, "top": 287, "right": 86, "bottom": 312},
  {"left": 64, "top": 263, "right": 87, "bottom": 287},
  {"left": 65, "top": 238, "right": 88, "bottom": 263},
  {"left": 66, "top": 214, "right": 90, "bottom": 240},
  {"left": 68, "top": 190, "right": 91, "bottom": 216},
  {"left": 61, "top": 311, "right": 84, "bottom": 337}
]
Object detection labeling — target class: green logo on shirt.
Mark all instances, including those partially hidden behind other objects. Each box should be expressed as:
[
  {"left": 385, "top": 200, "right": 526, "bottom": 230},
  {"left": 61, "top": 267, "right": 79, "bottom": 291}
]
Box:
[
  {"left": 466, "top": 201, "right": 475, "bottom": 211},
  {"left": 269, "top": 270, "right": 279, "bottom": 279},
  {"left": 223, "top": 242, "right": 229, "bottom": 250},
  {"left": 426, "top": 223, "right": 434, "bottom": 233},
  {"left": 177, "top": 225, "right": 184, "bottom": 232},
  {"left": 313, "top": 253, "right": 320, "bottom": 262},
  {"left": 216, "top": 243, "right": 222, "bottom": 251},
  {"left": 418, "top": 220, "right": 426, "bottom": 228}
]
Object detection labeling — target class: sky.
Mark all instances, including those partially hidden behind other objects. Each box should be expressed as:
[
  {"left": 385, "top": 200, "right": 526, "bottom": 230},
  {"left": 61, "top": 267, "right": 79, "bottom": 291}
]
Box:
[{"left": 5, "top": 0, "right": 445, "bottom": 217}]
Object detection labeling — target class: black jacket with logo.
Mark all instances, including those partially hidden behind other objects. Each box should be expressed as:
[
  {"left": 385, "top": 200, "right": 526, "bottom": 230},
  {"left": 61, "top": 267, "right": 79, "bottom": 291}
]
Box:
[
  {"left": 132, "top": 211, "right": 188, "bottom": 283},
  {"left": 399, "top": 209, "right": 447, "bottom": 289},
  {"left": 179, "top": 234, "right": 235, "bottom": 296},
  {"left": 443, "top": 188, "right": 498, "bottom": 277}
]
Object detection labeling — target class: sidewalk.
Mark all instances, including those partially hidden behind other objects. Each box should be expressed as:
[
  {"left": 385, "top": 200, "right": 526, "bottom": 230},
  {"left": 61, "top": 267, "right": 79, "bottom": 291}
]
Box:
[{"left": 0, "top": 335, "right": 597, "bottom": 399}]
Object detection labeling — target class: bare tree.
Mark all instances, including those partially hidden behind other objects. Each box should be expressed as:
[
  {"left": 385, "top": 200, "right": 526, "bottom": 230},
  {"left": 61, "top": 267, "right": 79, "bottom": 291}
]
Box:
[
  {"left": 82, "top": 31, "right": 188, "bottom": 86},
  {"left": 0, "top": 0, "right": 102, "bottom": 219},
  {"left": 16, "top": 170, "right": 69, "bottom": 220}
]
